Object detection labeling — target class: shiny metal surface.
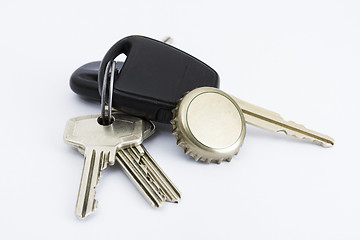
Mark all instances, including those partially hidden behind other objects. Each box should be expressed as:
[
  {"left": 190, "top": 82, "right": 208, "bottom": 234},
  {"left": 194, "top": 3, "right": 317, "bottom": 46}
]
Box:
[
  {"left": 233, "top": 97, "right": 334, "bottom": 147},
  {"left": 117, "top": 145, "right": 181, "bottom": 207},
  {"left": 171, "top": 87, "right": 246, "bottom": 163},
  {"left": 64, "top": 113, "right": 155, "bottom": 219}
]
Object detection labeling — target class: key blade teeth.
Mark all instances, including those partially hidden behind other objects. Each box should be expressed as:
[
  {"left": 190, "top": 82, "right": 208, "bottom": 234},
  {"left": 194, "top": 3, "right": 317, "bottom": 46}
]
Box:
[
  {"left": 117, "top": 145, "right": 181, "bottom": 208},
  {"left": 75, "top": 149, "right": 108, "bottom": 219},
  {"left": 138, "top": 146, "right": 181, "bottom": 203},
  {"left": 93, "top": 199, "right": 98, "bottom": 212},
  {"left": 234, "top": 97, "right": 335, "bottom": 148},
  {"left": 276, "top": 124, "right": 335, "bottom": 148},
  {"left": 75, "top": 199, "right": 98, "bottom": 219}
]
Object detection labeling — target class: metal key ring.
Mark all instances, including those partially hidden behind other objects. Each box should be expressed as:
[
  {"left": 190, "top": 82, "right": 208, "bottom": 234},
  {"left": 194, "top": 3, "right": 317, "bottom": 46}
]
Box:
[{"left": 100, "top": 60, "right": 116, "bottom": 125}]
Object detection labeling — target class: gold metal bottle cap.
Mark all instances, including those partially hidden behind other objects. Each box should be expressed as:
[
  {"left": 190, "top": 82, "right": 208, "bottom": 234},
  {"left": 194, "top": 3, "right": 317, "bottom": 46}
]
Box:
[{"left": 171, "top": 87, "right": 246, "bottom": 163}]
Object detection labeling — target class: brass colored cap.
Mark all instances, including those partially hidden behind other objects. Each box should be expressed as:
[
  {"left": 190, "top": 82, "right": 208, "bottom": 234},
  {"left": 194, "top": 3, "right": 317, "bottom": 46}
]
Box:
[{"left": 171, "top": 87, "right": 246, "bottom": 164}]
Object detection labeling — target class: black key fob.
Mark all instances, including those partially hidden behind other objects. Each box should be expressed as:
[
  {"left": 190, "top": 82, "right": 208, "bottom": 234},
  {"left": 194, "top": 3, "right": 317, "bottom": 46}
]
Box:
[{"left": 71, "top": 35, "right": 219, "bottom": 123}]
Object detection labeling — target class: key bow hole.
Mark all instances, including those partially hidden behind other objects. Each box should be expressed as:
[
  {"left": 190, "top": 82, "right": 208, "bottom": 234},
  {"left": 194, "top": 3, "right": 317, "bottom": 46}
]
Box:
[{"left": 97, "top": 116, "right": 115, "bottom": 126}]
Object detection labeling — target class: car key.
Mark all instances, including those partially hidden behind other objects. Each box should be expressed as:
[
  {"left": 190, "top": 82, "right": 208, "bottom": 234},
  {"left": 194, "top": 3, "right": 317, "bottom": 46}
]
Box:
[
  {"left": 69, "top": 37, "right": 172, "bottom": 101},
  {"left": 171, "top": 87, "right": 334, "bottom": 163},
  {"left": 70, "top": 35, "right": 219, "bottom": 123}
]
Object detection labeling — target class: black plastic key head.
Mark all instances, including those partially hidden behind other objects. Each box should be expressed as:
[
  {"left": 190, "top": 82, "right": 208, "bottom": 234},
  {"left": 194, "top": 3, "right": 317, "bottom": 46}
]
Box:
[{"left": 76, "top": 35, "right": 219, "bottom": 123}]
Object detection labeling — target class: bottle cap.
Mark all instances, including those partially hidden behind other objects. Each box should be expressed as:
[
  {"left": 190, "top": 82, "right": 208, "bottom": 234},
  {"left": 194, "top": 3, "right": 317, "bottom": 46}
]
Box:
[{"left": 171, "top": 87, "right": 246, "bottom": 163}]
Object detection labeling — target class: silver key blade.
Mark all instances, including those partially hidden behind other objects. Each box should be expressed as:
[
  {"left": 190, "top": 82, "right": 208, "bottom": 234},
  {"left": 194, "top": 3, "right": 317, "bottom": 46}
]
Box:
[
  {"left": 76, "top": 148, "right": 108, "bottom": 219},
  {"left": 233, "top": 97, "right": 334, "bottom": 147},
  {"left": 64, "top": 113, "right": 155, "bottom": 218},
  {"left": 117, "top": 145, "right": 181, "bottom": 208}
]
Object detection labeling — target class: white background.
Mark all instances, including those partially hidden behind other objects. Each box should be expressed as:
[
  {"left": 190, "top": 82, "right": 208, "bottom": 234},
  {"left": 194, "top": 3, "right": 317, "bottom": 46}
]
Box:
[{"left": 1, "top": 0, "right": 359, "bottom": 239}]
